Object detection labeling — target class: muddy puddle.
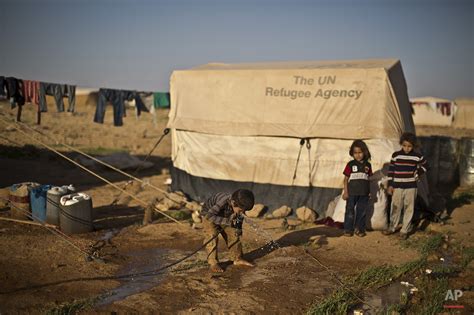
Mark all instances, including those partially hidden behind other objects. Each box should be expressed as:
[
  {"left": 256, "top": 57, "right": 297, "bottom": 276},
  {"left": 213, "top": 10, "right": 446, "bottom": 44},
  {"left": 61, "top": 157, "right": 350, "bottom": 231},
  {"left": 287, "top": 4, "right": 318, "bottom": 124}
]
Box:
[
  {"left": 96, "top": 247, "right": 170, "bottom": 307},
  {"left": 364, "top": 282, "right": 408, "bottom": 310}
]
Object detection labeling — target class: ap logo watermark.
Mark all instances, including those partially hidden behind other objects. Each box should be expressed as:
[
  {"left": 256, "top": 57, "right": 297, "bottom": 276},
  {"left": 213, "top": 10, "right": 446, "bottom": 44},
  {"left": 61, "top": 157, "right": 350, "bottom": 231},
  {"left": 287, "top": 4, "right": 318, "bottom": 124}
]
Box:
[{"left": 444, "top": 289, "right": 464, "bottom": 309}]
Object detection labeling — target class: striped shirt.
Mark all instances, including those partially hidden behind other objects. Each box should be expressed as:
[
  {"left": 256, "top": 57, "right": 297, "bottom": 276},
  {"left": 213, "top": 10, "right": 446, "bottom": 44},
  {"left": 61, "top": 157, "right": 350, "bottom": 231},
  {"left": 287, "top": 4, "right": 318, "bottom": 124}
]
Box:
[
  {"left": 201, "top": 192, "right": 234, "bottom": 225},
  {"left": 388, "top": 149, "right": 428, "bottom": 188}
]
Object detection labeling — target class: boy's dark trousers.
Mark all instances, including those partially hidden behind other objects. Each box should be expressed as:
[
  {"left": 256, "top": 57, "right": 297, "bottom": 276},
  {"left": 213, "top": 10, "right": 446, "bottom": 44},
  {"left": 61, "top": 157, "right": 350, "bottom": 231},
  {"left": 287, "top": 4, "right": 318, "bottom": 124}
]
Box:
[{"left": 344, "top": 195, "right": 369, "bottom": 233}]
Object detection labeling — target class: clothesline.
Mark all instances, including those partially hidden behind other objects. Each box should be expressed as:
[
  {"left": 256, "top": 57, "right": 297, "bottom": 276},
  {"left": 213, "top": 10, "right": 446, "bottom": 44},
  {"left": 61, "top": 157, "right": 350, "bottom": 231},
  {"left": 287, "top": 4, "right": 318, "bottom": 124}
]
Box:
[{"left": 0, "top": 75, "right": 171, "bottom": 126}]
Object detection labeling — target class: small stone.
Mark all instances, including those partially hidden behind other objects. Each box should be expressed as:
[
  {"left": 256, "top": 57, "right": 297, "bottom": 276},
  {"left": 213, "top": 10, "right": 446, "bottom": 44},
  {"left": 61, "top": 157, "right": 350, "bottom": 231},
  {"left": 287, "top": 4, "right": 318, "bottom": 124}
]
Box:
[
  {"left": 192, "top": 211, "right": 202, "bottom": 223},
  {"left": 264, "top": 205, "right": 292, "bottom": 219},
  {"left": 246, "top": 204, "right": 266, "bottom": 218},
  {"left": 296, "top": 206, "right": 318, "bottom": 222}
]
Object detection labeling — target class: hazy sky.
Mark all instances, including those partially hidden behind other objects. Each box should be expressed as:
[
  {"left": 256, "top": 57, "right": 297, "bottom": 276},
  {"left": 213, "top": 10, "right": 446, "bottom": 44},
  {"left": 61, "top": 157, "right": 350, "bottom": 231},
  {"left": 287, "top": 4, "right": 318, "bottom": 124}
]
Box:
[{"left": 0, "top": 0, "right": 472, "bottom": 99}]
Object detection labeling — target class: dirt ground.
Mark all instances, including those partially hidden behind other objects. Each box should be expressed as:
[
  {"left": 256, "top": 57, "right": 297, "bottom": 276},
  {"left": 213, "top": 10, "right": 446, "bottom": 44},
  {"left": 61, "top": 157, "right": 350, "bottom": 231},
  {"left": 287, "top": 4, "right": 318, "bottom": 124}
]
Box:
[{"left": 0, "top": 99, "right": 472, "bottom": 314}]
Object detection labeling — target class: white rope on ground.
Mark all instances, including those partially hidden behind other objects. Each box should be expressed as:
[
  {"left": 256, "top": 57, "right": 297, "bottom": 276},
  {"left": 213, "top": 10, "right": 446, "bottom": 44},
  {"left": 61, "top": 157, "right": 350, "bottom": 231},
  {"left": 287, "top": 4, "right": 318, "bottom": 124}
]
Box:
[
  {"left": 12, "top": 118, "right": 192, "bottom": 209},
  {"left": 0, "top": 115, "right": 182, "bottom": 224}
]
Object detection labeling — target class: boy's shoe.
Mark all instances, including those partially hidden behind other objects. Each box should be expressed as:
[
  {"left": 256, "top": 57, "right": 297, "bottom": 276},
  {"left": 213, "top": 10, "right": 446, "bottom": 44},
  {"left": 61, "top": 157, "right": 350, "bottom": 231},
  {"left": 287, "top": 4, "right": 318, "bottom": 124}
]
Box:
[
  {"left": 233, "top": 259, "right": 254, "bottom": 267},
  {"left": 343, "top": 231, "right": 353, "bottom": 237},
  {"left": 399, "top": 233, "right": 408, "bottom": 240},
  {"left": 382, "top": 230, "right": 395, "bottom": 236},
  {"left": 355, "top": 230, "right": 366, "bottom": 237},
  {"left": 209, "top": 263, "right": 224, "bottom": 273}
]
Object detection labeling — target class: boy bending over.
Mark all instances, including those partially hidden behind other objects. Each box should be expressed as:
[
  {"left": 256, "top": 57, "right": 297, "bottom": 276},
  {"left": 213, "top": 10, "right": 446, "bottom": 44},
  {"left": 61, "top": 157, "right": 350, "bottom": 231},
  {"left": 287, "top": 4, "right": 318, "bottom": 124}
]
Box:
[{"left": 201, "top": 189, "right": 255, "bottom": 273}]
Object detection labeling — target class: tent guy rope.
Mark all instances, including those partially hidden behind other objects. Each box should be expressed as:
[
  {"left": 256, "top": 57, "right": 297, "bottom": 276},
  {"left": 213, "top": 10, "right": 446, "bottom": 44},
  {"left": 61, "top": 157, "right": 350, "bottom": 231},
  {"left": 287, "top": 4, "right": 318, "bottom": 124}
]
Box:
[
  {"left": 0, "top": 114, "right": 182, "bottom": 224},
  {"left": 11, "top": 118, "right": 191, "bottom": 209}
]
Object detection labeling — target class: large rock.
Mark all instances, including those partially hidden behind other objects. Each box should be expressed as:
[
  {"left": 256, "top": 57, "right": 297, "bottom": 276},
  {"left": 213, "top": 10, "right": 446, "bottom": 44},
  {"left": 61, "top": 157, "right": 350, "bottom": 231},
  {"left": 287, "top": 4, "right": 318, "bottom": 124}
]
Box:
[
  {"left": 264, "top": 205, "right": 292, "bottom": 219},
  {"left": 246, "top": 204, "right": 266, "bottom": 218},
  {"left": 156, "top": 191, "right": 187, "bottom": 211},
  {"left": 296, "top": 206, "right": 318, "bottom": 222}
]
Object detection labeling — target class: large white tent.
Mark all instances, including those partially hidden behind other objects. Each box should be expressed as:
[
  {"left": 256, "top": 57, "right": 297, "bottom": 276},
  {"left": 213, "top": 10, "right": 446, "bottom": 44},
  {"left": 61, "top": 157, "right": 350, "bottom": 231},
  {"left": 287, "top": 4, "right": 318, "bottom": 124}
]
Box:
[
  {"left": 453, "top": 98, "right": 474, "bottom": 130},
  {"left": 167, "top": 59, "right": 415, "bottom": 215}
]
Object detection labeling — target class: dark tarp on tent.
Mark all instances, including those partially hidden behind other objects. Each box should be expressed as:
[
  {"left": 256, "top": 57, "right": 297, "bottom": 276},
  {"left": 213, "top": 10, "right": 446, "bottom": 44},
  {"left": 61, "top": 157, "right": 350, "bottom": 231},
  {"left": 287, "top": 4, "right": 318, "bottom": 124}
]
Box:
[{"left": 171, "top": 166, "right": 341, "bottom": 217}]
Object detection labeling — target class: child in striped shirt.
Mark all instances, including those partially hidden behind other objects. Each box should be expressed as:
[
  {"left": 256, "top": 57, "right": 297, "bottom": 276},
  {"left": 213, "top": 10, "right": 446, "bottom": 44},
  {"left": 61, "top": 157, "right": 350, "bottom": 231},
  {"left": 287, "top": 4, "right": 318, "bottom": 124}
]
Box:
[{"left": 383, "top": 132, "right": 428, "bottom": 240}]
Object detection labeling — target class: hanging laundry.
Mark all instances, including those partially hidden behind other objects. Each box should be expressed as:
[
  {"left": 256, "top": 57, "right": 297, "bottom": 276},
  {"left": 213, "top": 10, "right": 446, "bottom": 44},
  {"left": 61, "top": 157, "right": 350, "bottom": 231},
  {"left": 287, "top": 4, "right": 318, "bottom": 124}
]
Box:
[
  {"left": 153, "top": 92, "right": 170, "bottom": 108},
  {"left": 39, "top": 82, "right": 76, "bottom": 112},
  {"left": 123, "top": 90, "right": 149, "bottom": 116},
  {"left": 5, "top": 77, "right": 25, "bottom": 108},
  {"left": 62, "top": 84, "right": 76, "bottom": 112},
  {"left": 94, "top": 89, "right": 149, "bottom": 126},
  {"left": 437, "top": 102, "right": 451, "bottom": 116},
  {"left": 22, "top": 80, "right": 42, "bottom": 124},
  {"left": 94, "top": 88, "right": 127, "bottom": 126},
  {"left": 22, "top": 80, "right": 40, "bottom": 105},
  {"left": 0, "top": 76, "right": 6, "bottom": 97}
]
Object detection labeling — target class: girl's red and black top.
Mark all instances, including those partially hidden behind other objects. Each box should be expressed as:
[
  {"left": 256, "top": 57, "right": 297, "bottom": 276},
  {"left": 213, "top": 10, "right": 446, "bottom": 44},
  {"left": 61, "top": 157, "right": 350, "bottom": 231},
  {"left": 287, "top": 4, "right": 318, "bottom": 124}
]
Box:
[{"left": 343, "top": 160, "right": 373, "bottom": 196}]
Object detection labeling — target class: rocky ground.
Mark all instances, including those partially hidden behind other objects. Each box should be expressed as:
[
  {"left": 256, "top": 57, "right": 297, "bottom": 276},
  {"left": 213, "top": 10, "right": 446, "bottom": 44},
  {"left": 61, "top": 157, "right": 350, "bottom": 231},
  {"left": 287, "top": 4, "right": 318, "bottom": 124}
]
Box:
[{"left": 0, "top": 99, "right": 472, "bottom": 314}]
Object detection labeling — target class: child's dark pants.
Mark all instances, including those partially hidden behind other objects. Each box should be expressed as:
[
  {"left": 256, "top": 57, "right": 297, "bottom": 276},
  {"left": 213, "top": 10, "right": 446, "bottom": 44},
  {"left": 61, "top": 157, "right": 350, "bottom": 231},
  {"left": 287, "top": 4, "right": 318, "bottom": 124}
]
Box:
[{"left": 344, "top": 195, "right": 369, "bottom": 233}]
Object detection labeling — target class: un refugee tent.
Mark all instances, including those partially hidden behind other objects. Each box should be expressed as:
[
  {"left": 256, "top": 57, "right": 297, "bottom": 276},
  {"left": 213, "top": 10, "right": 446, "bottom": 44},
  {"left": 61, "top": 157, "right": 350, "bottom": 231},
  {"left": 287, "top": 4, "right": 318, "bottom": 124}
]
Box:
[
  {"left": 410, "top": 96, "right": 456, "bottom": 127},
  {"left": 166, "top": 59, "right": 415, "bottom": 216},
  {"left": 453, "top": 98, "right": 474, "bottom": 129}
]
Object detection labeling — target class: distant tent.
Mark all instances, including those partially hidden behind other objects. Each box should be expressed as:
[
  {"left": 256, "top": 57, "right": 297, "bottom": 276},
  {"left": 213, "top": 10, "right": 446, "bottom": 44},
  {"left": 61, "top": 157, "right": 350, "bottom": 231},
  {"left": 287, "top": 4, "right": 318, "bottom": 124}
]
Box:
[
  {"left": 153, "top": 92, "right": 170, "bottom": 108},
  {"left": 167, "top": 59, "right": 415, "bottom": 216},
  {"left": 453, "top": 98, "right": 474, "bottom": 130},
  {"left": 410, "top": 96, "right": 456, "bottom": 127}
]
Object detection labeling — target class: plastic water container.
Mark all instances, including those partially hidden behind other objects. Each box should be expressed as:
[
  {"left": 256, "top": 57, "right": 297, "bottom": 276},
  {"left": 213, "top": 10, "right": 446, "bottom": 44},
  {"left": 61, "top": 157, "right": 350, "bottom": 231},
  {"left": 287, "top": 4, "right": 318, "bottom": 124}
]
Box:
[
  {"left": 9, "top": 182, "right": 39, "bottom": 220},
  {"left": 62, "top": 185, "right": 76, "bottom": 194},
  {"left": 46, "top": 186, "right": 68, "bottom": 225},
  {"left": 59, "top": 192, "right": 93, "bottom": 234},
  {"left": 30, "top": 185, "right": 52, "bottom": 222}
]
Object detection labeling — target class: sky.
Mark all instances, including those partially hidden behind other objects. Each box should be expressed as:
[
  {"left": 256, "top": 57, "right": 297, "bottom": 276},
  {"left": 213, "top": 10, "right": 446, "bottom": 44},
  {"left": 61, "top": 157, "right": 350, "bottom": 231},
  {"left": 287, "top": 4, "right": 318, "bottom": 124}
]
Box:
[{"left": 0, "top": 0, "right": 472, "bottom": 99}]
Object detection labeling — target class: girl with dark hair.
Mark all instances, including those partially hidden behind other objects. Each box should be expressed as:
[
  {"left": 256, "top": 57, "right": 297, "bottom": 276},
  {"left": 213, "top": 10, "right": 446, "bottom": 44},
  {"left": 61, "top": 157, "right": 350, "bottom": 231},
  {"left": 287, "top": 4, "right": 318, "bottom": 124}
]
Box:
[{"left": 342, "top": 140, "right": 373, "bottom": 237}]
